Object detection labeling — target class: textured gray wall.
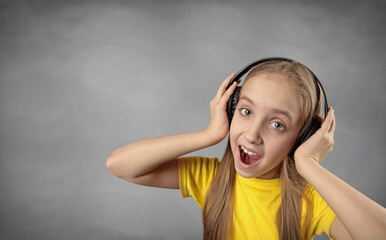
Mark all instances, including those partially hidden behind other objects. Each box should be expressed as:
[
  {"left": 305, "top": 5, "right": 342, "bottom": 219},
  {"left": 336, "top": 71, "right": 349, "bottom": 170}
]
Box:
[{"left": 1, "top": 0, "right": 385, "bottom": 239}]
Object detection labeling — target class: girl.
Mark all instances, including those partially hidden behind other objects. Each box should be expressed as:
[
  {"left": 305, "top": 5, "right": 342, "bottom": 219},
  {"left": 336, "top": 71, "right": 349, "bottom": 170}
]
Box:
[{"left": 106, "top": 58, "right": 386, "bottom": 239}]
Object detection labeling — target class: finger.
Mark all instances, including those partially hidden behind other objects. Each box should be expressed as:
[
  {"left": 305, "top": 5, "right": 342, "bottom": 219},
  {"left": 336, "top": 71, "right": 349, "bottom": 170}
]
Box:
[
  {"left": 215, "top": 73, "right": 235, "bottom": 100},
  {"left": 321, "top": 107, "right": 334, "bottom": 132},
  {"left": 329, "top": 108, "right": 336, "bottom": 133},
  {"left": 221, "top": 81, "right": 238, "bottom": 103}
]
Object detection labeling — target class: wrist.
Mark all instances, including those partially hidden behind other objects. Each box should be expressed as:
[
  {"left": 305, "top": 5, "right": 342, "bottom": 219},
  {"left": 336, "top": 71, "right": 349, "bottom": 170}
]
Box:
[
  {"left": 295, "top": 157, "right": 320, "bottom": 178},
  {"left": 204, "top": 128, "right": 226, "bottom": 146}
]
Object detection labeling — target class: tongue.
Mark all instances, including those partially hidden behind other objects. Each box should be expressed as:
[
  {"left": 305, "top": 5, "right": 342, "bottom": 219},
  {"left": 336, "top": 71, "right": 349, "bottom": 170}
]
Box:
[
  {"left": 244, "top": 155, "right": 257, "bottom": 165},
  {"left": 241, "top": 150, "right": 258, "bottom": 165}
]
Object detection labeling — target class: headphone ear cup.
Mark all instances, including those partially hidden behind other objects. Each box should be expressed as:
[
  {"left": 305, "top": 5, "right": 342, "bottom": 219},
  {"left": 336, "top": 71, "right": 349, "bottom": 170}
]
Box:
[
  {"left": 289, "top": 117, "right": 322, "bottom": 157},
  {"left": 227, "top": 86, "right": 241, "bottom": 123}
]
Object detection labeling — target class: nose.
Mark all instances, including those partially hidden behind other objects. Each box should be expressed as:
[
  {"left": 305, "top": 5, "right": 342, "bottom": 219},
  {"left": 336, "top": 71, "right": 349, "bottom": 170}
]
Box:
[{"left": 244, "top": 121, "right": 264, "bottom": 145}]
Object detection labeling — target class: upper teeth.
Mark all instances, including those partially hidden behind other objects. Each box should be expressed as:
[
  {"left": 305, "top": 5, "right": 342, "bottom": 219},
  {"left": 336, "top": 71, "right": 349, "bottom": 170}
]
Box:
[{"left": 241, "top": 146, "right": 257, "bottom": 156}]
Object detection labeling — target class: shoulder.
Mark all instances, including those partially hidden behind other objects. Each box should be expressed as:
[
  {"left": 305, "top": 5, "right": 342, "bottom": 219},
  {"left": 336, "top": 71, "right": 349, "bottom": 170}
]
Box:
[
  {"left": 178, "top": 156, "right": 220, "bottom": 175},
  {"left": 303, "top": 184, "right": 332, "bottom": 212},
  {"left": 303, "top": 184, "right": 337, "bottom": 238},
  {"left": 177, "top": 156, "right": 220, "bottom": 206},
  {"left": 305, "top": 184, "right": 329, "bottom": 205}
]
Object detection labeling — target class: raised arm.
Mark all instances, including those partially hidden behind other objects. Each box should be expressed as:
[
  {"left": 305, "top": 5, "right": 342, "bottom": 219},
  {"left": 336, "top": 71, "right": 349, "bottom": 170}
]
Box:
[
  {"left": 106, "top": 74, "right": 238, "bottom": 188},
  {"left": 294, "top": 108, "right": 386, "bottom": 240}
]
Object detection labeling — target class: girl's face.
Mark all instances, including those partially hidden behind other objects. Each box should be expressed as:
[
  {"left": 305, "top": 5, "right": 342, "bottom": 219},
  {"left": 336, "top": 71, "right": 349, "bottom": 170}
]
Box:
[{"left": 230, "top": 72, "right": 302, "bottom": 179}]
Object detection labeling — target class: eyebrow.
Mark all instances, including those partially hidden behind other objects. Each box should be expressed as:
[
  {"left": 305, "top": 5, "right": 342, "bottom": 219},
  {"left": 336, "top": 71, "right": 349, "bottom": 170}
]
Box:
[{"left": 238, "top": 95, "right": 293, "bottom": 121}]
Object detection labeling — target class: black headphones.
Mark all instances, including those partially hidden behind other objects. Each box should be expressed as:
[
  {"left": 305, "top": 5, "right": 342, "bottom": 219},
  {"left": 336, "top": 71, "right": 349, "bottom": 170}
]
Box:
[{"left": 226, "top": 57, "right": 329, "bottom": 156}]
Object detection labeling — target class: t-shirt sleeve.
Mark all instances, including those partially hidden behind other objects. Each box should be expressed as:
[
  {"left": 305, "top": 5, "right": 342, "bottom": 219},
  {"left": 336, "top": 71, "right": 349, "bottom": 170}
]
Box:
[
  {"left": 309, "top": 187, "right": 337, "bottom": 239},
  {"left": 177, "top": 156, "right": 220, "bottom": 208}
]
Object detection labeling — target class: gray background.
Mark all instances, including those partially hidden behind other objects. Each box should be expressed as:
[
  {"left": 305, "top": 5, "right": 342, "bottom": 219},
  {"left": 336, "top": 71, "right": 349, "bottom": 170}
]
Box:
[{"left": 1, "top": 0, "right": 385, "bottom": 239}]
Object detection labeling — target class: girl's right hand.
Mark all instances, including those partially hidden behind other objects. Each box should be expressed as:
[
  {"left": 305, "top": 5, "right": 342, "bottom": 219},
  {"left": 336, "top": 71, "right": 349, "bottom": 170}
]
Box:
[{"left": 206, "top": 73, "right": 239, "bottom": 144}]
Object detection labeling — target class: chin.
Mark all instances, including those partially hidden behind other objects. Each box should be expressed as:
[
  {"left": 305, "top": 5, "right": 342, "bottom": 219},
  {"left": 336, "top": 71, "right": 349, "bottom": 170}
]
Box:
[
  {"left": 235, "top": 169, "right": 258, "bottom": 178},
  {"left": 233, "top": 158, "right": 259, "bottom": 178}
]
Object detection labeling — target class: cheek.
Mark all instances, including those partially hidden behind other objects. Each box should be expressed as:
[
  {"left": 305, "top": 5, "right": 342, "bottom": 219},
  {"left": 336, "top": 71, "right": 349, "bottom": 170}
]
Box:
[
  {"left": 286, "top": 130, "right": 301, "bottom": 149},
  {"left": 229, "top": 124, "right": 238, "bottom": 150},
  {"left": 229, "top": 120, "right": 243, "bottom": 152},
  {"left": 229, "top": 119, "right": 241, "bottom": 140},
  {"left": 266, "top": 134, "right": 297, "bottom": 157}
]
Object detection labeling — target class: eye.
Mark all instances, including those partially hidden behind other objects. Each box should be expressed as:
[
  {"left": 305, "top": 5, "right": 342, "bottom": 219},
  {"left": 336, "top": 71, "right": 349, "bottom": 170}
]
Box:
[
  {"left": 240, "top": 108, "right": 253, "bottom": 116},
  {"left": 270, "top": 121, "right": 285, "bottom": 131}
]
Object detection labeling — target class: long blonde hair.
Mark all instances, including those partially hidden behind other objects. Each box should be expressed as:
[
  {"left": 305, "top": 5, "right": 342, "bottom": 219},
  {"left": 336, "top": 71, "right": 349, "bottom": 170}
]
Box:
[{"left": 202, "top": 60, "right": 322, "bottom": 240}]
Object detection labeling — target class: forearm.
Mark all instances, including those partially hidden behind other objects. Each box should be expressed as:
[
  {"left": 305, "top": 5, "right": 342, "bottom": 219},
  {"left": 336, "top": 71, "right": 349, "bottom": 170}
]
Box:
[
  {"left": 106, "top": 129, "right": 219, "bottom": 179},
  {"left": 297, "top": 160, "right": 386, "bottom": 239},
  {"left": 106, "top": 74, "right": 237, "bottom": 182}
]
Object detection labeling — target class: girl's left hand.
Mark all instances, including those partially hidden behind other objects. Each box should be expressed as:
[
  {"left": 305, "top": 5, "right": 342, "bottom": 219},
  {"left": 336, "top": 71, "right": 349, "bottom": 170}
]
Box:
[{"left": 294, "top": 107, "right": 336, "bottom": 168}]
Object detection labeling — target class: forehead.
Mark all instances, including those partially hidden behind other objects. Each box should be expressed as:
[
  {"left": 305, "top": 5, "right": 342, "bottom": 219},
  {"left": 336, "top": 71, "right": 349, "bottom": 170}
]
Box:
[{"left": 240, "top": 72, "right": 300, "bottom": 120}]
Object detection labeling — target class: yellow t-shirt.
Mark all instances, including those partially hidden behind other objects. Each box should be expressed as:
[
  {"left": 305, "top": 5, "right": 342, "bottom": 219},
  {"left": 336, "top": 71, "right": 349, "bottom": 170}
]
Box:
[{"left": 178, "top": 156, "right": 336, "bottom": 240}]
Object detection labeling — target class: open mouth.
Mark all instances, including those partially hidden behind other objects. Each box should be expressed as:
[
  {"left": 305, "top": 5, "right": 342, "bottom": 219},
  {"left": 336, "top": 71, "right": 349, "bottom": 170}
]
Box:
[{"left": 238, "top": 145, "right": 261, "bottom": 168}]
